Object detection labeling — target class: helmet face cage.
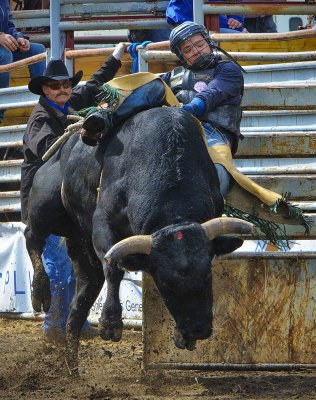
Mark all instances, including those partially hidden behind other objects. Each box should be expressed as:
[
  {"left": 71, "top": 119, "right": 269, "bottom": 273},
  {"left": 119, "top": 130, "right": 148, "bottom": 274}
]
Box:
[{"left": 169, "top": 22, "right": 213, "bottom": 66}]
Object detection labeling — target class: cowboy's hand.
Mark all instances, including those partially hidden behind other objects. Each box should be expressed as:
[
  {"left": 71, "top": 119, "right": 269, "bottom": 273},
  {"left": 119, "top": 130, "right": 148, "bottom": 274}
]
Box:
[
  {"left": 113, "top": 42, "right": 130, "bottom": 60},
  {"left": 17, "top": 37, "right": 30, "bottom": 53},
  {"left": 0, "top": 33, "right": 18, "bottom": 52},
  {"left": 180, "top": 98, "right": 205, "bottom": 117},
  {"left": 227, "top": 18, "right": 242, "bottom": 30}
]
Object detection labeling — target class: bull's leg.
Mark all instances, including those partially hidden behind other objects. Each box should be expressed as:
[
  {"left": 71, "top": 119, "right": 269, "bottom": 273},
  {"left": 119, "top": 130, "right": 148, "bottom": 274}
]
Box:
[
  {"left": 65, "top": 238, "right": 104, "bottom": 374},
  {"left": 25, "top": 158, "right": 76, "bottom": 313},
  {"left": 92, "top": 214, "right": 125, "bottom": 342},
  {"left": 25, "top": 227, "right": 51, "bottom": 313},
  {"left": 99, "top": 262, "right": 124, "bottom": 342}
]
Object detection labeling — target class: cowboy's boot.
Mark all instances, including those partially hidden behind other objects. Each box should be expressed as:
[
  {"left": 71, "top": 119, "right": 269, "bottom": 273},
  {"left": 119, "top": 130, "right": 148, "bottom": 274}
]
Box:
[
  {"left": 81, "top": 79, "right": 166, "bottom": 146},
  {"left": 81, "top": 111, "right": 107, "bottom": 146}
]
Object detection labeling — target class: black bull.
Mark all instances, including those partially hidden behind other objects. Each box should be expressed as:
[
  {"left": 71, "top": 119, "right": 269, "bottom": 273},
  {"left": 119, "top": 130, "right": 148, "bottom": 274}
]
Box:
[{"left": 25, "top": 107, "right": 253, "bottom": 370}]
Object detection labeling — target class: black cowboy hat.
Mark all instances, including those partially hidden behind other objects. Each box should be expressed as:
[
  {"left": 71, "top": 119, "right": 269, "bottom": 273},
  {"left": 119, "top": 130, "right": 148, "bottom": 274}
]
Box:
[{"left": 28, "top": 59, "right": 83, "bottom": 96}]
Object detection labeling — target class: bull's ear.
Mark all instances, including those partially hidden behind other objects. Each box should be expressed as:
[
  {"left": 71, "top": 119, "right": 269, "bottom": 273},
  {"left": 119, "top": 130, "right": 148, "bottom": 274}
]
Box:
[{"left": 212, "top": 236, "right": 244, "bottom": 256}]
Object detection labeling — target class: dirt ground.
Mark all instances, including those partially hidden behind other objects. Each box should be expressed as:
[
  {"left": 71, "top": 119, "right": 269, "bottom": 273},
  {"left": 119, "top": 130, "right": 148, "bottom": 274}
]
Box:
[{"left": 0, "top": 317, "right": 315, "bottom": 400}]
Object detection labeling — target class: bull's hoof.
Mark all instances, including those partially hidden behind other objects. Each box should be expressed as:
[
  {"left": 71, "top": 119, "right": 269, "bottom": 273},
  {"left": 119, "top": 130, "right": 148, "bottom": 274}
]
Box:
[
  {"left": 43, "top": 328, "right": 66, "bottom": 346},
  {"left": 80, "top": 325, "right": 99, "bottom": 340},
  {"left": 173, "top": 327, "right": 197, "bottom": 351},
  {"left": 31, "top": 272, "right": 51, "bottom": 312},
  {"left": 99, "top": 323, "right": 123, "bottom": 342},
  {"left": 66, "top": 357, "right": 80, "bottom": 379},
  {"left": 31, "top": 295, "right": 44, "bottom": 313},
  {"left": 66, "top": 333, "right": 79, "bottom": 375}
]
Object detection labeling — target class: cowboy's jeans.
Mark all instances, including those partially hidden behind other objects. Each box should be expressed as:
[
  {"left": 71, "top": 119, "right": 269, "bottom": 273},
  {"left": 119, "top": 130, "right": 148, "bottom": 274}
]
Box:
[
  {"left": 42, "top": 234, "right": 89, "bottom": 336},
  {"left": 244, "top": 16, "right": 277, "bottom": 33},
  {"left": 0, "top": 42, "right": 46, "bottom": 123},
  {"left": 202, "top": 122, "right": 232, "bottom": 198}
]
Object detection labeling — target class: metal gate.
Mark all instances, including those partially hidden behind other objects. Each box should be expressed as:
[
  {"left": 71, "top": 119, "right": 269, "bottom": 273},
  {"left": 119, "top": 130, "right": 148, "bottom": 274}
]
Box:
[{"left": 142, "top": 59, "right": 316, "bottom": 370}]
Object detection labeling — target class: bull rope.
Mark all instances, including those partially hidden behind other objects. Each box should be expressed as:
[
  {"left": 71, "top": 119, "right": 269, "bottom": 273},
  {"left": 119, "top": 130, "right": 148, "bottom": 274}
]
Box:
[{"left": 42, "top": 115, "right": 84, "bottom": 162}]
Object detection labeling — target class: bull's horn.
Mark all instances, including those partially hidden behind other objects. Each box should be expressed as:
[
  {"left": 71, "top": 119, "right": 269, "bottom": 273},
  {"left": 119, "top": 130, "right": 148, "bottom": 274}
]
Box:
[
  {"left": 104, "top": 235, "right": 152, "bottom": 264},
  {"left": 202, "top": 217, "right": 255, "bottom": 241}
]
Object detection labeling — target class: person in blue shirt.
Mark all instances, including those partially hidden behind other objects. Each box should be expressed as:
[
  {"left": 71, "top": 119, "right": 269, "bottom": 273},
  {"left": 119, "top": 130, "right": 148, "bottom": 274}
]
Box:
[
  {"left": 161, "top": 21, "right": 244, "bottom": 197},
  {"left": 166, "top": 0, "right": 246, "bottom": 33},
  {"left": 82, "top": 22, "right": 244, "bottom": 197},
  {"left": 128, "top": 0, "right": 246, "bottom": 45},
  {"left": 0, "top": 0, "right": 46, "bottom": 124}
]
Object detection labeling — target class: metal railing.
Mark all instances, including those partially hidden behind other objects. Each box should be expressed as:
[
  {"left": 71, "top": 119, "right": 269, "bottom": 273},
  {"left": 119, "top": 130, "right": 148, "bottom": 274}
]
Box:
[
  {"left": 9, "top": 1, "right": 316, "bottom": 69},
  {"left": 193, "top": 0, "right": 316, "bottom": 29}
]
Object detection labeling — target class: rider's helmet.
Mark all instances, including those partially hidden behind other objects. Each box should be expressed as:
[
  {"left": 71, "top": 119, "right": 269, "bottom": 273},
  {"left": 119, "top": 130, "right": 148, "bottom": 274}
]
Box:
[{"left": 169, "top": 21, "right": 214, "bottom": 69}]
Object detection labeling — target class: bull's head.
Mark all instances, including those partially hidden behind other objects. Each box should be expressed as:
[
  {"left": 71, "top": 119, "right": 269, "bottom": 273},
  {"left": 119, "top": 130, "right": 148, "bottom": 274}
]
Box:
[{"left": 105, "top": 218, "right": 254, "bottom": 351}]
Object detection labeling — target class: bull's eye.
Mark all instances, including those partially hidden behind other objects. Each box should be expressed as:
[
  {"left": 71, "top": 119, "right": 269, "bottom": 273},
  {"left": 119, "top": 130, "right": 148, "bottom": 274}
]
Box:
[{"left": 174, "top": 232, "right": 183, "bottom": 240}]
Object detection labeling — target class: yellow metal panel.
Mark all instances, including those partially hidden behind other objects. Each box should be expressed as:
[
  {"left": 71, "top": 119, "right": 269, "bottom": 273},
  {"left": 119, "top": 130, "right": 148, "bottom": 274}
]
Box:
[{"left": 222, "top": 37, "right": 316, "bottom": 66}]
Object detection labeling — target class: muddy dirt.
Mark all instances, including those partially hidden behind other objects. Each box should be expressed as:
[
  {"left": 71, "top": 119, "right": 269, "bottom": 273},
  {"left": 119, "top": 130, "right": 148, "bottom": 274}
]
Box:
[{"left": 0, "top": 317, "right": 315, "bottom": 400}]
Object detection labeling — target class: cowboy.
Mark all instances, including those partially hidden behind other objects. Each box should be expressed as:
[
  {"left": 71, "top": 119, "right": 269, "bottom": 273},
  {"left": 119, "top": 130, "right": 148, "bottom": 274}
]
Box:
[
  {"left": 21, "top": 43, "right": 128, "bottom": 343},
  {"left": 162, "top": 21, "right": 244, "bottom": 197},
  {"left": 73, "top": 22, "right": 308, "bottom": 249},
  {"left": 162, "top": 22, "right": 309, "bottom": 242},
  {"left": 80, "top": 22, "right": 243, "bottom": 198}
]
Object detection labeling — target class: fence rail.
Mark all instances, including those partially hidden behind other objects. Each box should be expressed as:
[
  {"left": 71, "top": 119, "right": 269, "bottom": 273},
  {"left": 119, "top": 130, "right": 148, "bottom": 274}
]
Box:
[{"left": 193, "top": 0, "right": 316, "bottom": 27}]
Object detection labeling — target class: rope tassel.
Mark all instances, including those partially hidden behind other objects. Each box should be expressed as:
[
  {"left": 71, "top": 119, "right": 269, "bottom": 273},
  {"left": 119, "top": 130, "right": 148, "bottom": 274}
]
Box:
[{"left": 74, "top": 84, "right": 123, "bottom": 118}]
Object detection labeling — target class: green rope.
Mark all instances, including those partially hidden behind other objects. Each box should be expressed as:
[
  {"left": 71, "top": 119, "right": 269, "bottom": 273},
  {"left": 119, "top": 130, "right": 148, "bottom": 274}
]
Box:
[
  {"left": 97, "top": 83, "right": 123, "bottom": 111},
  {"left": 224, "top": 205, "right": 291, "bottom": 250},
  {"left": 269, "top": 192, "right": 311, "bottom": 235},
  {"left": 74, "top": 84, "right": 124, "bottom": 118},
  {"left": 224, "top": 191, "right": 312, "bottom": 249}
]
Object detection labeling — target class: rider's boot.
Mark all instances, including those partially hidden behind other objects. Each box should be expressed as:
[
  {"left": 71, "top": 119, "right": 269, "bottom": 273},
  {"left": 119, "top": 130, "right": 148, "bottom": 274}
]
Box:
[
  {"left": 81, "top": 79, "right": 166, "bottom": 146},
  {"left": 81, "top": 111, "right": 107, "bottom": 146}
]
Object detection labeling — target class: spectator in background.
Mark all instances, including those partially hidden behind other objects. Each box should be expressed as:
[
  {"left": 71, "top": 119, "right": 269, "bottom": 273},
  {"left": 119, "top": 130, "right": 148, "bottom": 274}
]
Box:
[
  {"left": 11, "top": 0, "right": 49, "bottom": 10},
  {"left": 129, "top": 0, "right": 248, "bottom": 44},
  {"left": 129, "top": 27, "right": 172, "bottom": 43},
  {"left": 243, "top": 0, "right": 277, "bottom": 33},
  {"left": 0, "top": 0, "right": 46, "bottom": 124},
  {"left": 166, "top": 0, "right": 247, "bottom": 33}
]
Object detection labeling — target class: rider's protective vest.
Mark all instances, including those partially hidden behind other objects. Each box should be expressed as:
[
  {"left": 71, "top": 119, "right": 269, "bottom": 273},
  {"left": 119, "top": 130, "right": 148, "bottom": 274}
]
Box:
[{"left": 169, "top": 64, "right": 243, "bottom": 136}]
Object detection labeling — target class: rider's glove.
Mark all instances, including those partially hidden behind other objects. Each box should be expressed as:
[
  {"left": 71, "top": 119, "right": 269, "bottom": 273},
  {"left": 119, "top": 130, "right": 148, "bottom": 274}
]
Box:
[
  {"left": 180, "top": 97, "right": 206, "bottom": 117},
  {"left": 113, "top": 42, "right": 130, "bottom": 60}
]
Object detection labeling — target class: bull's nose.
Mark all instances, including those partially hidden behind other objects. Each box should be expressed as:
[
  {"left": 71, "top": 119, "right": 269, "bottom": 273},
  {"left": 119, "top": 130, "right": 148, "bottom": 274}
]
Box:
[
  {"left": 182, "top": 320, "right": 213, "bottom": 341},
  {"left": 173, "top": 324, "right": 212, "bottom": 351},
  {"left": 189, "top": 325, "right": 213, "bottom": 340}
]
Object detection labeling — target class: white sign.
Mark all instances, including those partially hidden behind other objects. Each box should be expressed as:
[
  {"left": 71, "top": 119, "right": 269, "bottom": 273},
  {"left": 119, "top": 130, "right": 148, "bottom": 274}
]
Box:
[
  {"left": 0, "top": 223, "right": 142, "bottom": 321},
  {"left": 0, "top": 223, "right": 34, "bottom": 312}
]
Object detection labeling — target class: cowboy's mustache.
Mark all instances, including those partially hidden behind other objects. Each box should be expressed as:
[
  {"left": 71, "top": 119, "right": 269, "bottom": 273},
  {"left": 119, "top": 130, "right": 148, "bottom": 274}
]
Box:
[{"left": 56, "top": 92, "right": 68, "bottom": 97}]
